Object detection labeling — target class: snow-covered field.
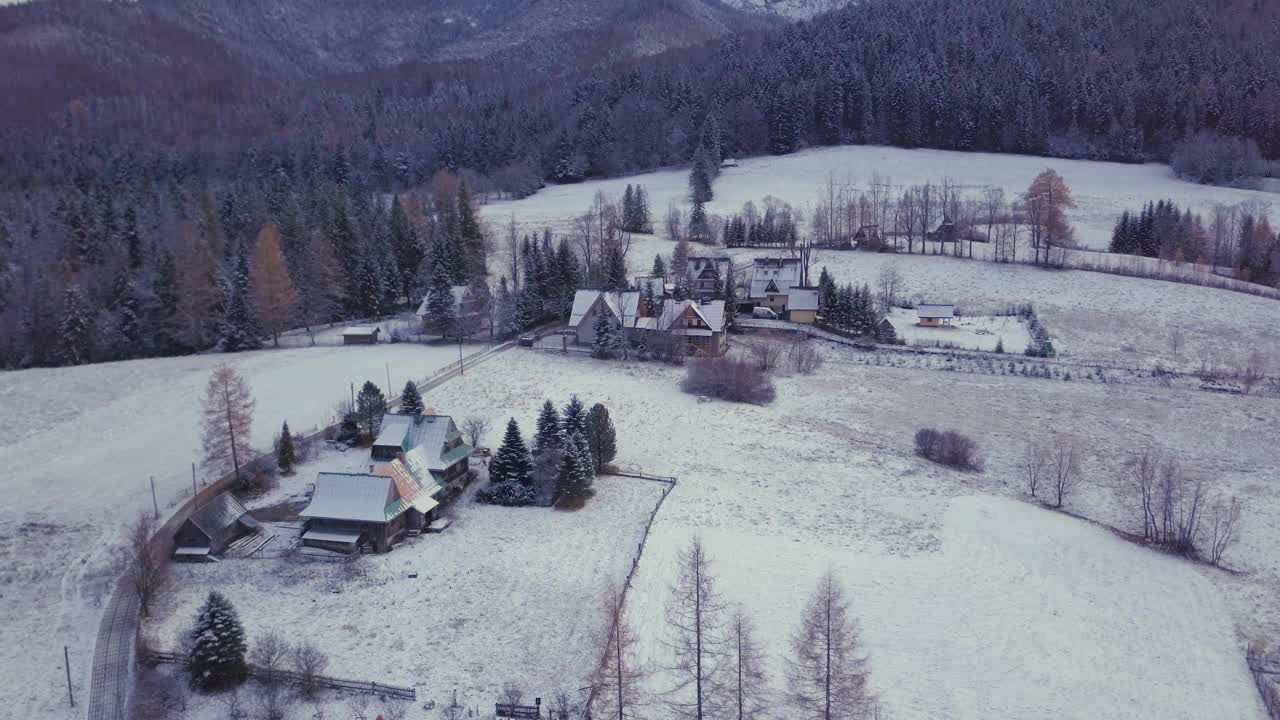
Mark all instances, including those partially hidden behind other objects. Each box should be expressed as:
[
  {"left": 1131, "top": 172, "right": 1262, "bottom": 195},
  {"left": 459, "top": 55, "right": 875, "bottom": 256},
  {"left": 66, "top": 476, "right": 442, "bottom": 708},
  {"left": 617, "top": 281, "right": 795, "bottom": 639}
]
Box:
[
  {"left": 0, "top": 342, "right": 469, "bottom": 720},
  {"left": 482, "top": 145, "right": 1279, "bottom": 250},
  {"left": 375, "top": 349, "right": 1276, "bottom": 719},
  {"left": 887, "top": 308, "right": 1032, "bottom": 352}
]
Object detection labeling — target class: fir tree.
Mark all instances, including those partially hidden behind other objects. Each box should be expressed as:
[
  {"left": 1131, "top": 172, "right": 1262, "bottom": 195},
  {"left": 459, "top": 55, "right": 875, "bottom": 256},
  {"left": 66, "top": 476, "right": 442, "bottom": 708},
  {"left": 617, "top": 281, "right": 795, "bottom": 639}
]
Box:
[
  {"left": 152, "top": 248, "right": 181, "bottom": 353},
  {"left": 355, "top": 381, "right": 387, "bottom": 441},
  {"left": 593, "top": 308, "right": 618, "bottom": 359},
  {"left": 456, "top": 180, "right": 487, "bottom": 279},
  {"left": 623, "top": 184, "right": 638, "bottom": 232},
  {"left": 495, "top": 276, "right": 516, "bottom": 338},
  {"left": 220, "top": 250, "right": 261, "bottom": 352},
  {"left": 557, "top": 431, "right": 594, "bottom": 500},
  {"left": 562, "top": 394, "right": 589, "bottom": 440},
  {"left": 636, "top": 186, "right": 652, "bottom": 232},
  {"left": 490, "top": 418, "right": 534, "bottom": 486},
  {"left": 652, "top": 253, "right": 667, "bottom": 278},
  {"left": 818, "top": 267, "right": 838, "bottom": 312},
  {"left": 533, "top": 399, "right": 563, "bottom": 454},
  {"left": 277, "top": 420, "right": 296, "bottom": 473},
  {"left": 603, "top": 245, "right": 629, "bottom": 291},
  {"left": 670, "top": 240, "right": 691, "bottom": 300},
  {"left": 58, "top": 284, "right": 93, "bottom": 365},
  {"left": 400, "top": 380, "right": 424, "bottom": 416},
  {"left": 104, "top": 273, "right": 143, "bottom": 359},
  {"left": 390, "top": 195, "right": 423, "bottom": 302},
  {"left": 423, "top": 259, "right": 458, "bottom": 339},
  {"left": 586, "top": 403, "right": 617, "bottom": 473},
  {"left": 187, "top": 591, "right": 248, "bottom": 691},
  {"left": 689, "top": 147, "right": 714, "bottom": 205}
]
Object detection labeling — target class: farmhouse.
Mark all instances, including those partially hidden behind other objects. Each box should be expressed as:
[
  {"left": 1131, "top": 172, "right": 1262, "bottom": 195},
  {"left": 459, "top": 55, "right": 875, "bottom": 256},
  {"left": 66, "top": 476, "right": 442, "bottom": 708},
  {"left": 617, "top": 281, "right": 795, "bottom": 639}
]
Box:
[
  {"left": 568, "top": 290, "right": 643, "bottom": 346},
  {"left": 651, "top": 299, "right": 729, "bottom": 355},
  {"left": 686, "top": 251, "right": 733, "bottom": 301},
  {"left": 341, "top": 326, "right": 380, "bottom": 345},
  {"left": 748, "top": 257, "right": 804, "bottom": 315},
  {"left": 568, "top": 289, "right": 728, "bottom": 355},
  {"left": 173, "top": 491, "right": 258, "bottom": 558},
  {"left": 916, "top": 304, "right": 955, "bottom": 327},
  {"left": 370, "top": 413, "right": 471, "bottom": 486}
]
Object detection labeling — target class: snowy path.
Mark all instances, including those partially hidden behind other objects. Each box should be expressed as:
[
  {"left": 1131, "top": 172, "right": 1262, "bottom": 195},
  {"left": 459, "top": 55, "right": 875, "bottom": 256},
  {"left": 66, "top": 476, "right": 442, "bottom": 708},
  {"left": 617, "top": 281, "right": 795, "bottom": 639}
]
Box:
[{"left": 86, "top": 585, "right": 138, "bottom": 720}]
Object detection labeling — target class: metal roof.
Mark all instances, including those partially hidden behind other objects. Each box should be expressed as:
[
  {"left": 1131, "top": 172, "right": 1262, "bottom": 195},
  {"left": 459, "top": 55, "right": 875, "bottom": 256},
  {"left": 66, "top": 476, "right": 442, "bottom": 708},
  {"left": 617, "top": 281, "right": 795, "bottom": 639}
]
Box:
[
  {"left": 301, "top": 528, "right": 363, "bottom": 544},
  {"left": 342, "top": 325, "right": 380, "bottom": 336},
  {"left": 188, "top": 492, "right": 250, "bottom": 538},
  {"left": 916, "top": 304, "right": 955, "bottom": 319},
  {"left": 787, "top": 288, "right": 820, "bottom": 312},
  {"left": 300, "top": 473, "right": 395, "bottom": 523}
]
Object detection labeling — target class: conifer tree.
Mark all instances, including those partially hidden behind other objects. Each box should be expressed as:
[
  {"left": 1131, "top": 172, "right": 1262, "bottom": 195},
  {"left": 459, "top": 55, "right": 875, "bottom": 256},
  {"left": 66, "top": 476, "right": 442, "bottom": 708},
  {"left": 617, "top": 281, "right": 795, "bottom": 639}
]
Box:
[
  {"left": 390, "top": 194, "right": 423, "bottom": 302},
  {"left": 586, "top": 403, "right": 617, "bottom": 473},
  {"left": 652, "top": 253, "right": 667, "bottom": 278},
  {"left": 603, "top": 245, "right": 629, "bottom": 291},
  {"left": 58, "top": 284, "right": 93, "bottom": 365},
  {"left": 635, "top": 186, "right": 652, "bottom": 233},
  {"left": 187, "top": 591, "right": 248, "bottom": 691},
  {"left": 593, "top": 309, "right": 618, "bottom": 359},
  {"left": 495, "top": 276, "right": 516, "bottom": 338},
  {"left": 490, "top": 418, "right": 534, "bottom": 486},
  {"left": 399, "top": 380, "right": 424, "bottom": 416},
  {"left": 122, "top": 204, "right": 143, "bottom": 271},
  {"left": 355, "top": 381, "right": 387, "bottom": 441},
  {"left": 670, "top": 239, "right": 691, "bottom": 300},
  {"left": 456, "top": 180, "right": 487, "bottom": 279},
  {"left": 690, "top": 147, "right": 714, "bottom": 205},
  {"left": 220, "top": 250, "right": 261, "bottom": 352},
  {"left": 250, "top": 224, "right": 297, "bottom": 347},
  {"left": 152, "top": 248, "right": 181, "bottom": 353},
  {"left": 562, "top": 394, "right": 589, "bottom": 440},
  {"left": 786, "top": 573, "right": 877, "bottom": 720},
  {"left": 533, "top": 400, "right": 563, "bottom": 454},
  {"left": 277, "top": 420, "right": 296, "bottom": 473},
  {"left": 818, "top": 267, "right": 837, "bottom": 312},
  {"left": 423, "top": 260, "right": 458, "bottom": 339},
  {"left": 557, "top": 431, "right": 594, "bottom": 499}
]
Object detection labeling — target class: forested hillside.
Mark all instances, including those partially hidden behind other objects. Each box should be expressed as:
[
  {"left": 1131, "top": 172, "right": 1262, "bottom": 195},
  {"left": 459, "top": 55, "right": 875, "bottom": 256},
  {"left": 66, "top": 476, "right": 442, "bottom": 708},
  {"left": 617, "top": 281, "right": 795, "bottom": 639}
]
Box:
[{"left": 1, "top": 0, "right": 1279, "bottom": 369}]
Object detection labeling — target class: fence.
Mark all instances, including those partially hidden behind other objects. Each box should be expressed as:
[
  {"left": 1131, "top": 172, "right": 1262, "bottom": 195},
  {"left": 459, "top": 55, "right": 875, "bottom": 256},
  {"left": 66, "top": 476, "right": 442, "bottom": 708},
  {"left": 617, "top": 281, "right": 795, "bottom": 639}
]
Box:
[
  {"left": 1248, "top": 643, "right": 1280, "bottom": 719},
  {"left": 145, "top": 651, "right": 415, "bottom": 700}
]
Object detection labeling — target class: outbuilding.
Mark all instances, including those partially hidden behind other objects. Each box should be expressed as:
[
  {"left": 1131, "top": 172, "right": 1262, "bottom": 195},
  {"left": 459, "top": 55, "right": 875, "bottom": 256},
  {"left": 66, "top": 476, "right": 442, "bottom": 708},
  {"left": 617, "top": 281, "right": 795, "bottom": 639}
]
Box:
[
  {"left": 916, "top": 304, "right": 955, "bottom": 327},
  {"left": 341, "top": 325, "right": 381, "bottom": 345},
  {"left": 173, "top": 491, "right": 258, "bottom": 558}
]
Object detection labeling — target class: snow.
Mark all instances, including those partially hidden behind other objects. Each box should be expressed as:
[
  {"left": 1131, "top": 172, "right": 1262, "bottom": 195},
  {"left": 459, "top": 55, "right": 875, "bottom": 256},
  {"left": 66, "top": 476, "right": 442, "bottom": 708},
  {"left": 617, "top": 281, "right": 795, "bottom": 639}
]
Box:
[
  {"left": 0, "top": 342, "right": 471, "bottom": 720},
  {"left": 482, "top": 144, "right": 1280, "bottom": 250},
  {"left": 887, "top": 308, "right": 1033, "bottom": 353}
]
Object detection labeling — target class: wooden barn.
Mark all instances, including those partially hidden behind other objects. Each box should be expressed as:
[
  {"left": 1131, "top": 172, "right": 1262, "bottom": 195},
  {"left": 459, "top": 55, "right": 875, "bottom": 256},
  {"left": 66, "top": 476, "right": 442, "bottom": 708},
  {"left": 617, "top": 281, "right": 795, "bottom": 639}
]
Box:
[
  {"left": 916, "top": 304, "right": 955, "bottom": 327},
  {"left": 173, "top": 491, "right": 258, "bottom": 559},
  {"left": 342, "top": 325, "right": 381, "bottom": 345}
]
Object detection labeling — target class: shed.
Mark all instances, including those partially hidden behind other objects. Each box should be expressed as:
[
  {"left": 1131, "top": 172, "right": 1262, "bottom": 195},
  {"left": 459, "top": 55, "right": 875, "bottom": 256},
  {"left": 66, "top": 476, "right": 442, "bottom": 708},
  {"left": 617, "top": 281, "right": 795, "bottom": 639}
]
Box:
[
  {"left": 342, "top": 326, "right": 381, "bottom": 345},
  {"left": 173, "top": 491, "right": 258, "bottom": 556},
  {"left": 876, "top": 317, "right": 897, "bottom": 343},
  {"left": 916, "top": 304, "right": 955, "bottom": 327},
  {"left": 786, "top": 288, "right": 819, "bottom": 324}
]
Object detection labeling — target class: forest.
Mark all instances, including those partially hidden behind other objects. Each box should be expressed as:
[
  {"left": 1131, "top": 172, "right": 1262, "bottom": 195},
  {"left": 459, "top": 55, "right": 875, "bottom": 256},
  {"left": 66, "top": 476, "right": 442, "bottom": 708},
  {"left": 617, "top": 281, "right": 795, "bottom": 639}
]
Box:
[{"left": 2, "top": 0, "right": 1280, "bottom": 367}]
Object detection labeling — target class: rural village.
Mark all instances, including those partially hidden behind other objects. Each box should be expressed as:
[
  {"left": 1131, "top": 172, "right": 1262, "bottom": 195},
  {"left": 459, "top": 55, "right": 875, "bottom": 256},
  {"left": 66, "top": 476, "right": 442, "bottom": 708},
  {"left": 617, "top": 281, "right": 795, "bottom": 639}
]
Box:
[{"left": 4, "top": 3, "right": 1280, "bottom": 720}]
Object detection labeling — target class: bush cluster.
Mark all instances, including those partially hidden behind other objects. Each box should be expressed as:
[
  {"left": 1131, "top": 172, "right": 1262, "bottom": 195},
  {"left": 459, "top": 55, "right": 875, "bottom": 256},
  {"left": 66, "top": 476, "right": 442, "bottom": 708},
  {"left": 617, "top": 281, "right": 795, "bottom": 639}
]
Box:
[{"left": 914, "top": 428, "right": 982, "bottom": 471}]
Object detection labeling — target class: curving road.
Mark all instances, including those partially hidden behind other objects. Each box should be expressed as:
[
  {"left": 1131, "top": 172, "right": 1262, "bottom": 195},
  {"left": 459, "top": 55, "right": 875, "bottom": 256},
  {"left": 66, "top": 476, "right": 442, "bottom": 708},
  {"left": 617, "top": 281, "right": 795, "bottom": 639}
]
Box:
[{"left": 87, "top": 583, "right": 139, "bottom": 720}]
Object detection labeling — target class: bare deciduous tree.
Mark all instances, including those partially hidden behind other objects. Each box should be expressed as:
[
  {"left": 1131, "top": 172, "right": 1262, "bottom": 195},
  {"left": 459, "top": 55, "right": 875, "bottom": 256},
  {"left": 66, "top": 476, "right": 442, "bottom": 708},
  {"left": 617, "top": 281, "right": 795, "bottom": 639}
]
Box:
[
  {"left": 348, "top": 693, "right": 371, "bottom": 720},
  {"left": 384, "top": 701, "right": 410, "bottom": 720},
  {"left": 462, "top": 416, "right": 491, "bottom": 448},
  {"left": 591, "top": 583, "right": 645, "bottom": 720},
  {"left": 124, "top": 512, "right": 166, "bottom": 617},
  {"left": 743, "top": 333, "right": 785, "bottom": 372},
  {"left": 787, "top": 572, "right": 878, "bottom": 720},
  {"left": 1127, "top": 448, "right": 1162, "bottom": 541},
  {"left": 552, "top": 690, "right": 576, "bottom": 720},
  {"left": 1208, "top": 494, "right": 1242, "bottom": 567},
  {"left": 502, "top": 682, "right": 525, "bottom": 707},
  {"left": 251, "top": 629, "right": 290, "bottom": 685},
  {"left": 1169, "top": 327, "right": 1185, "bottom": 357},
  {"left": 202, "top": 363, "right": 255, "bottom": 482},
  {"left": 291, "top": 641, "right": 329, "bottom": 697},
  {"left": 788, "top": 336, "right": 822, "bottom": 375},
  {"left": 1049, "top": 439, "right": 1078, "bottom": 509},
  {"left": 874, "top": 263, "right": 905, "bottom": 314},
  {"left": 1023, "top": 441, "right": 1048, "bottom": 499},
  {"left": 728, "top": 606, "right": 769, "bottom": 720},
  {"left": 254, "top": 682, "right": 289, "bottom": 720},
  {"left": 664, "top": 538, "right": 727, "bottom": 720}
]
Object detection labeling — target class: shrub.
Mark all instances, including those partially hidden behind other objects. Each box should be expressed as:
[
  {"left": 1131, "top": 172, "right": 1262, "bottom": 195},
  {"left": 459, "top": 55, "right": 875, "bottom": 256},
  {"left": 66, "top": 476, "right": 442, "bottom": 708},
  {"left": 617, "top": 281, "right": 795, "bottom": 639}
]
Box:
[
  {"left": 681, "top": 356, "right": 776, "bottom": 404},
  {"left": 476, "top": 481, "right": 537, "bottom": 506},
  {"left": 1170, "top": 130, "right": 1264, "bottom": 186},
  {"left": 914, "top": 428, "right": 982, "bottom": 471}
]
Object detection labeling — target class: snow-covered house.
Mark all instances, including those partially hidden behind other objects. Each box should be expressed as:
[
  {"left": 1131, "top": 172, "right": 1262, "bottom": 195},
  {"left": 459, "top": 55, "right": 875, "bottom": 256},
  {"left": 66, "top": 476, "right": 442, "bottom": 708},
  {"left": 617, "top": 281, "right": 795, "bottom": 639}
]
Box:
[
  {"left": 652, "top": 299, "right": 729, "bottom": 355},
  {"left": 415, "top": 285, "right": 486, "bottom": 335},
  {"left": 748, "top": 257, "right": 804, "bottom": 314},
  {"left": 916, "top": 304, "right": 955, "bottom": 327},
  {"left": 173, "top": 491, "right": 258, "bottom": 558},
  {"left": 370, "top": 413, "right": 471, "bottom": 487},
  {"left": 568, "top": 289, "right": 728, "bottom": 355},
  {"left": 568, "top": 290, "right": 644, "bottom": 346},
  {"left": 341, "top": 325, "right": 381, "bottom": 345},
  {"left": 686, "top": 251, "right": 733, "bottom": 301},
  {"left": 786, "top": 287, "right": 819, "bottom": 324}
]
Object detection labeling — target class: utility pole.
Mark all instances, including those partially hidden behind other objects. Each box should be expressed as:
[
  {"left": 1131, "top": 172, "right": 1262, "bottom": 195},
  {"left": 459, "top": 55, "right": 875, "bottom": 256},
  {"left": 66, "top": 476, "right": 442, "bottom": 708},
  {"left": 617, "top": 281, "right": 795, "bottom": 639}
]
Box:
[
  {"left": 191, "top": 462, "right": 198, "bottom": 500},
  {"left": 458, "top": 334, "right": 464, "bottom": 376},
  {"left": 386, "top": 362, "right": 393, "bottom": 398},
  {"left": 150, "top": 476, "right": 159, "bottom": 518},
  {"left": 64, "top": 645, "right": 74, "bottom": 707}
]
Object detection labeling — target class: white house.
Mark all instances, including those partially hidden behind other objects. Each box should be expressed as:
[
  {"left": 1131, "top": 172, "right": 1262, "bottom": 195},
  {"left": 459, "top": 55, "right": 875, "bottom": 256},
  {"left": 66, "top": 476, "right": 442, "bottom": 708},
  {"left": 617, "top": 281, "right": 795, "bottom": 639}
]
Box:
[{"left": 748, "top": 257, "right": 804, "bottom": 314}]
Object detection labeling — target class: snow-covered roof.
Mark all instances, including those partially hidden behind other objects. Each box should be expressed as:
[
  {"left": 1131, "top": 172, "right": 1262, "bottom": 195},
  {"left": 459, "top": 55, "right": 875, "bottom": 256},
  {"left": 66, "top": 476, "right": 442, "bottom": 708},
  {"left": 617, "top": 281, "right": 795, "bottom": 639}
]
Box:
[
  {"left": 342, "top": 325, "right": 380, "bottom": 336},
  {"left": 749, "top": 259, "right": 802, "bottom": 299},
  {"left": 569, "top": 290, "right": 642, "bottom": 328},
  {"left": 788, "top": 288, "right": 819, "bottom": 312},
  {"left": 656, "top": 300, "right": 727, "bottom": 333},
  {"left": 188, "top": 491, "right": 250, "bottom": 538},
  {"left": 301, "top": 473, "right": 395, "bottom": 523},
  {"left": 414, "top": 285, "right": 476, "bottom": 317},
  {"left": 301, "top": 528, "right": 362, "bottom": 545},
  {"left": 917, "top": 304, "right": 955, "bottom": 319}
]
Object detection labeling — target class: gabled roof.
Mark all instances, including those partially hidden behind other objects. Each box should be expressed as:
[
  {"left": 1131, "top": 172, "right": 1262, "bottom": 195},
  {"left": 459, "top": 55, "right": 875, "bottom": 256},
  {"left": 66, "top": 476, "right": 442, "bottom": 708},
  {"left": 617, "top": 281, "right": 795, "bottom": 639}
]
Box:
[
  {"left": 373, "top": 413, "right": 464, "bottom": 456},
  {"left": 188, "top": 492, "right": 251, "bottom": 538},
  {"left": 788, "top": 288, "right": 819, "bottom": 312},
  {"left": 414, "top": 285, "right": 479, "bottom": 317},
  {"left": 342, "top": 325, "right": 380, "bottom": 337},
  {"left": 749, "top": 258, "right": 803, "bottom": 299},
  {"left": 569, "top": 290, "right": 642, "bottom": 328},
  {"left": 300, "top": 473, "right": 396, "bottom": 523},
  {"left": 655, "top": 300, "right": 727, "bottom": 333},
  {"left": 916, "top": 304, "right": 955, "bottom": 319}
]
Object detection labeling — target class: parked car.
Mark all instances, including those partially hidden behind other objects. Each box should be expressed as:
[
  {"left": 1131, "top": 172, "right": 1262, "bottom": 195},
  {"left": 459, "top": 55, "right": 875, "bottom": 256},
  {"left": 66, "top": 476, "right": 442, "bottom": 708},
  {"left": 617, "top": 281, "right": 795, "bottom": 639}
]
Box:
[
  {"left": 519, "top": 334, "right": 536, "bottom": 347},
  {"left": 752, "top": 307, "right": 779, "bottom": 320}
]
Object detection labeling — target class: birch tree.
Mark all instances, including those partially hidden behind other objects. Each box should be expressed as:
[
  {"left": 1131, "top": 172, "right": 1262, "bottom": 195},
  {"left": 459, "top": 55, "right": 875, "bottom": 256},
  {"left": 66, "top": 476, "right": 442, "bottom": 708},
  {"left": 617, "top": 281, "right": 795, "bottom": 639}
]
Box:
[
  {"left": 664, "top": 538, "right": 727, "bottom": 720},
  {"left": 786, "top": 572, "right": 877, "bottom": 720}
]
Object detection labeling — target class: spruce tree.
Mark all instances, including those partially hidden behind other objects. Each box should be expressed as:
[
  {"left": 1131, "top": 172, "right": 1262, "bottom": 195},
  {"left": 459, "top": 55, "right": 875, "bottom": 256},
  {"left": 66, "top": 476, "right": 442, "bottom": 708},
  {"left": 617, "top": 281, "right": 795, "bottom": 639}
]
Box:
[
  {"left": 652, "top": 253, "right": 667, "bottom": 278},
  {"left": 220, "top": 251, "right": 261, "bottom": 352},
  {"left": 533, "top": 399, "right": 562, "bottom": 454},
  {"left": 490, "top": 418, "right": 533, "bottom": 486},
  {"left": 593, "top": 309, "right": 617, "bottom": 359},
  {"left": 355, "top": 381, "right": 387, "bottom": 441},
  {"left": 187, "top": 591, "right": 248, "bottom": 691},
  {"left": 424, "top": 260, "right": 457, "bottom": 339},
  {"left": 495, "top": 276, "right": 516, "bottom": 337},
  {"left": 623, "top": 184, "right": 637, "bottom": 232},
  {"left": 562, "top": 394, "right": 589, "bottom": 440},
  {"left": 636, "top": 186, "right": 652, "bottom": 232},
  {"left": 818, "top": 267, "right": 837, "bottom": 312},
  {"left": 603, "top": 245, "right": 629, "bottom": 291},
  {"left": 557, "top": 431, "right": 594, "bottom": 500},
  {"left": 152, "top": 248, "right": 181, "bottom": 353},
  {"left": 277, "top": 420, "right": 296, "bottom": 473},
  {"left": 58, "top": 284, "right": 93, "bottom": 365},
  {"left": 400, "top": 380, "right": 424, "bottom": 416},
  {"left": 670, "top": 240, "right": 690, "bottom": 300},
  {"left": 122, "top": 204, "right": 143, "bottom": 271},
  {"left": 689, "top": 147, "right": 714, "bottom": 204},
  {"left": 586, "top": 403, "right": 617, "bottom": 473},
  {"left": 390, "top": 195, "right": 423, "bottom": 302}
]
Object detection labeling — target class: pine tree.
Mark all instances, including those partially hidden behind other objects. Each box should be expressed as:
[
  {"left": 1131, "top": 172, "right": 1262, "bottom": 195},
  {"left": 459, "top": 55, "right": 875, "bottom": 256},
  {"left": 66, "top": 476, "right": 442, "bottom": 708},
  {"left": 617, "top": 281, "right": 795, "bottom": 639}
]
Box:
[
  {"left": 187, "top": 591, "right": 248, "bottom": 691},
  {"left": 220, "top": 250, "right": 261, "bottom": 352},
  {"left": 689, "top": 147, "right": 715, "bottom": 205},
  {"left": 652, "top": 253, "right": 667, "bottom": 278},
  {"left": 277, "top": 420, "right": 296, "bottom": 473},
  {"left": 586, "top": 403, "right": 617, "bottom": 473},
  {"left": 58, "top": 284, "right": 93, "bottom": 365},
  {"left": 399, "top": 380, "right": 424, "bottom": 416},
  {"left": 557, "top": 431, "right": 594, "bottom": 499},
  {"left": 603, "top": 245, "right": 629, "bottom": 291},
  {"left": 423, "top": 259, "right": 458, "bottom": 339},
  {"left": 593, "top": 308, "right": 618, "bottom": 359},
  {"left": 490, "top": 418, "right": 534, "bottom": 486},
  {"left": 562, "top": 394, "right": 589, "bottom": 440},
  {"left": 355, "top": 381, "right": 387, "bottom": 441},
  {"left": 495, "top": 276, "right": 516, "bottom": 338},
  {"left": 533, "top": 399, "right": 562, "bottom": 454}
]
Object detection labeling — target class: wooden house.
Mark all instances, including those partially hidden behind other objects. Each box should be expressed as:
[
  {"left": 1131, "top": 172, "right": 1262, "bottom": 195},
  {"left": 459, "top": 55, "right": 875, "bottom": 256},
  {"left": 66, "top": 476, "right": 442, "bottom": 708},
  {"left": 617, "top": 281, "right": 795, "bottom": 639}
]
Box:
[
  {"left": 173, "top": 491, "right": 258, "bottom": 558},
  {"left": 916, "top": 304, "right": 955, "bottom": 327}
]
